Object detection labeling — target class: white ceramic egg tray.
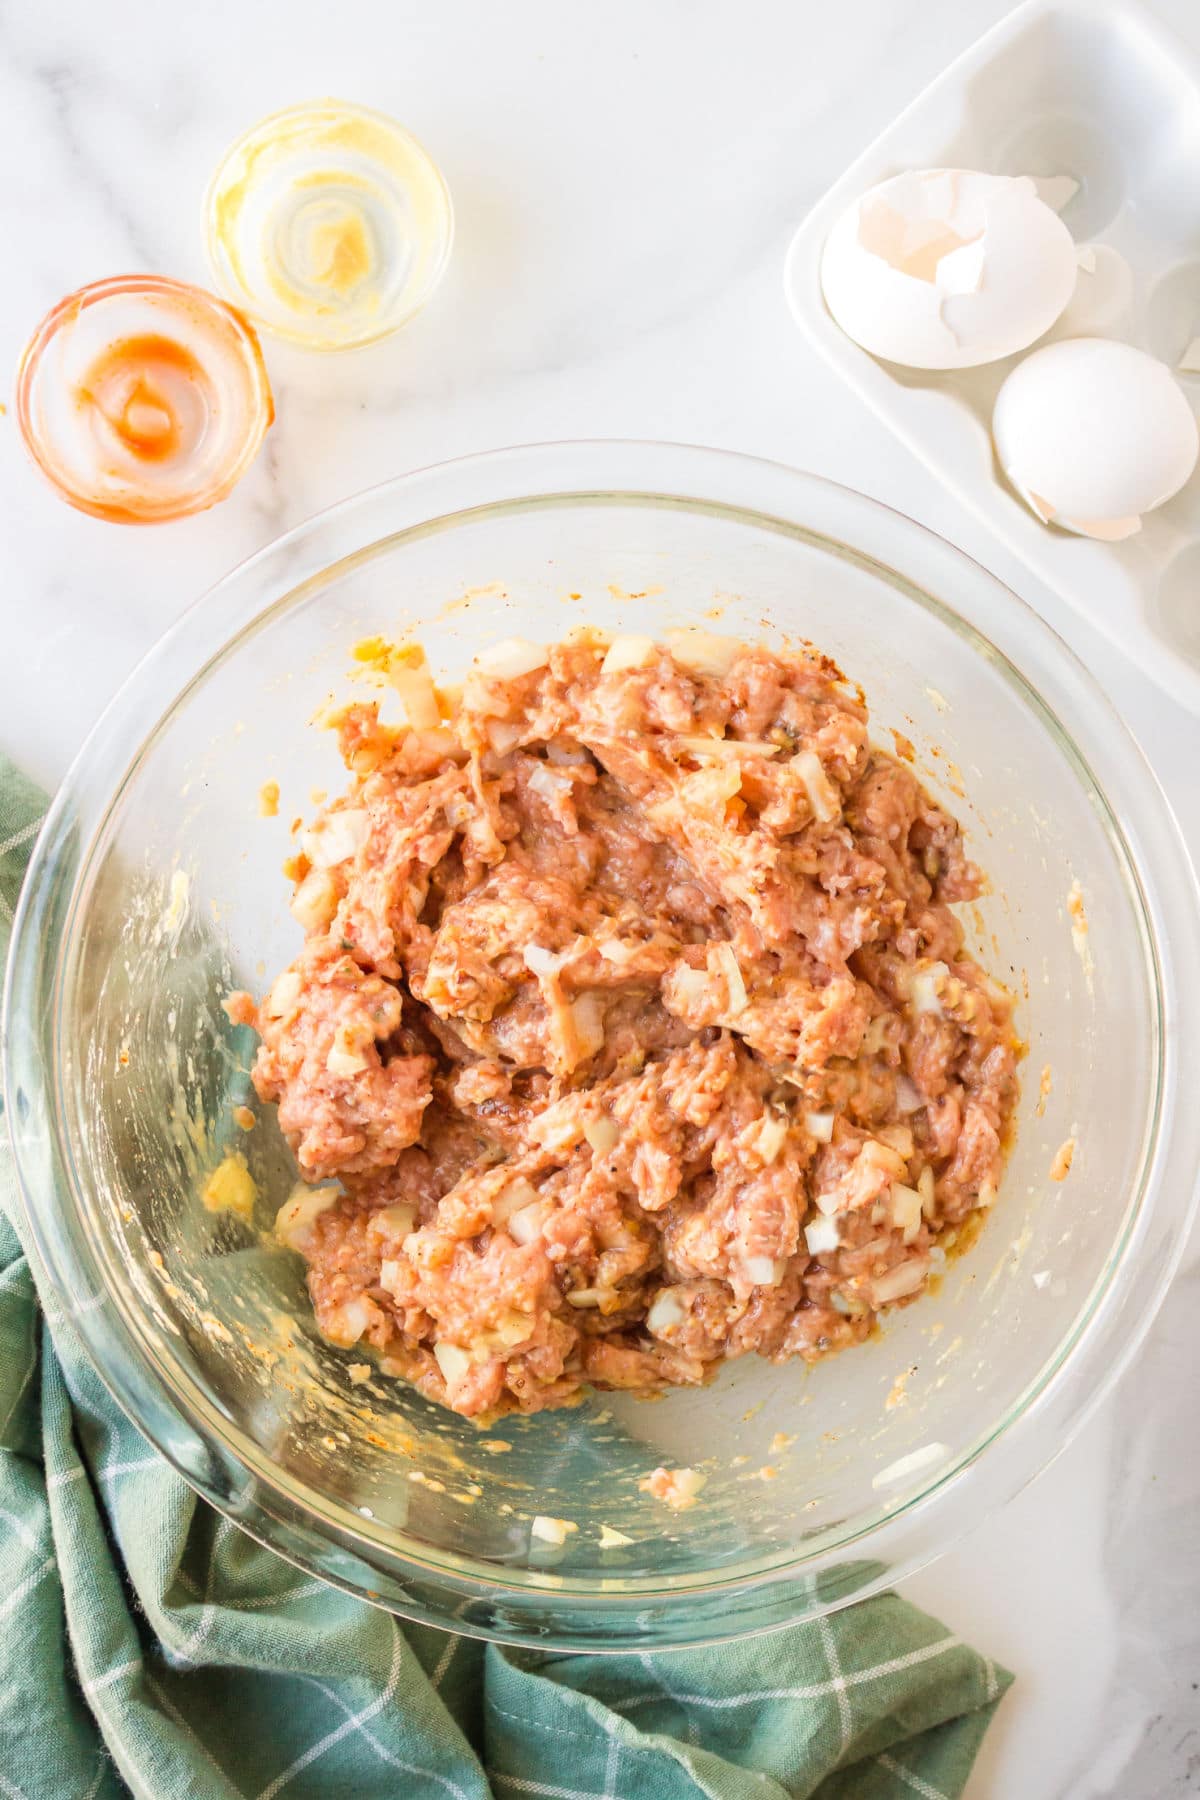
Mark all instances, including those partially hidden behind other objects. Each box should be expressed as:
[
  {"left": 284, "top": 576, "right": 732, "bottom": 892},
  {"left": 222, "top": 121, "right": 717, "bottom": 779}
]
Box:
[{"left": 786, "top": 0, "right": 1200, "bottom": 710}]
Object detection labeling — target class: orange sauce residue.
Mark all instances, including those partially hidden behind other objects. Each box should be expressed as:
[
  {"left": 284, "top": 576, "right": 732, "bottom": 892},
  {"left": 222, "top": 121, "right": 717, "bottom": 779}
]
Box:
[{"left": 74, "top": 333, "right": 206, "bottom": 463}]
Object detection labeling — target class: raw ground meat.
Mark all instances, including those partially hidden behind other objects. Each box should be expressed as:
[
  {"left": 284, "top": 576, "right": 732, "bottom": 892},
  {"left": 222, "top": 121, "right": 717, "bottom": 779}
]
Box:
[{"left": 232, "top": 628, "right": 1020, "bottom": 1420}]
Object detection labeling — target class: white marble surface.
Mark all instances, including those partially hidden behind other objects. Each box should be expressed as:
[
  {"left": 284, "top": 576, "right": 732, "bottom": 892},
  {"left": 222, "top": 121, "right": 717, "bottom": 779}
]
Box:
[{"left": 2, "top": 1, "right": 1198, "bottom": 1792}]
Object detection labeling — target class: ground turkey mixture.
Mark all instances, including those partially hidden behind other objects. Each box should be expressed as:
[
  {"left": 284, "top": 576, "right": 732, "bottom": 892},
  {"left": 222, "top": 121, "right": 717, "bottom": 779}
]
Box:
[{"left": 229, "top": 628, "right": 1019, "bottom": 1420}]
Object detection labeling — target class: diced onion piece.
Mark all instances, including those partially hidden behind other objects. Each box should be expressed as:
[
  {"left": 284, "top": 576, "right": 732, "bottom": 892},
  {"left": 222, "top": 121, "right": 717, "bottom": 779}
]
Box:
[
  {"left": 890, "top": 1183, "right": 924, "bottom": 1244},
  {"left": 433, "top": 1341, "right": 472, "bottom": 1386},
  {"left": 528, "top": 763, "right": 573, "bottom": 803},
  {"left": 275, "top": 1182, "right": 340, "bottom": 1250},
  {"left": 485, "top": 1312, "right": 536, "bottom": 1350},
  {"left": 664, "top": 629, "right": 743, "bottom": 677},
  {"left": 805, "top": 1109, "right": 836, "bottom": 1144},
  {"left": 602, "top": 635, "right": 657, "bottom": 674},
  {"left": 475, "top": 638, "right": 549, "bottom": 679},
  {"left": 867, "top": 1258, "right": 930, "bottom": 1306},
  {"left": 508, "top": 1202, "right": 548, "bottom": 1245},
  {"left": 388, "top": 660, "right": 441, "bottom": 730},
  {"left": 569, "top": 992, "right": 606, "bottom": 1063},
  {"left": 378, "top": 1258, "right": 403, "bottom": 1292},
  {"left": 377, "top": 1203, "right": 416, "bottom": 1240},
  {"left": 975, "top": 1179, "right": 998, "bottom": 1210},
  {"left": 681, "top": 761, "right": 743, "bottom": 813},
  {"left": 584, "top": 1115, "right": 620, "bottom": 1155},
  {"left": 675, "top": 735, "right": 781, "bottom": 760},
  {"left": 791, "top": 749, "right": 840, "bottom": 823},
  {"left": 323, "top": 1296, "right": 372, "bottom": 1346},
  {"left": 546, "top": 738, "right": 590, "bottom": 766},
  {"left": 263, "top": 969, "right": 302, "bottom": 1020},
  {"left": 646, "top": 1288, "right": 687, "bottom": 1335},
  {"left": 804, "top": 1215, "right": 840, "bottom": 1256},
  {"left": 598, "top": 1523, "right": 634, "bottom": 1548},
  {"left": 566, "top": 1285, "right": 616, "bottom": 1309},
  {"left": 326, "top": 1027, "right": 369, "bottom": 1078},
  {"left": 669, "top": 1468, "right": 707, "bottom": 1506},
  {"left": 486, "top": 720, "right": 523, "bottom": 755},
  {"left": 301, "top": 809, "right": 369, "bottom": 869},
  {"left": 745, "top": 1255, "right": 787, "bottom": 1287},
  {"left": 598, "top": 936, "right": 639, "bottom": 965},
  {"left": 526, "top": 1097, "right": 585, "bottom": 1153},
  {"left": 909, "top": 962, "right": 949, "bottom": 1017},
  {"left": 409, "top": 726, "right": 461, "bottom": 763},
  {"left": 895, "top": 1074, "right": 924, "bottom": 1114},
  {"left": 669, "top": 964, "right": 712, "bottom": 1007},
  {"left": 642, "top": 1465, "right": 707, "bottom": 1510},
  {"left": 830, "top": 1289, "right": 867, "bottom": 1317},
  {"left": 290, "top": 867, "right": 339, "bottom": 932},
  {"left": 548, "top": 981, "right": 601, "bottom": 1076},
  {"left": 869, "top": 1141, "right": 909, "bottom": 1178},
  {"left": 754, "top": 1111, "right": 788, "bottom": 1165},
  {"left": 876, "top": 1123, "right": 914, "bottom": 1158},
  {"left": 872, "top": 1441, "right": 949, "bottom": 1491},
  {"left": 531, "top": 1514, "right": 576, "bottom": 1546},
  {"left": 712, "top": 941, "right": 748, "bottom": 1016},
  {"left": 523, "top": 943, "right": 565, "bottom": 977},
  {"left": 918, "top": 1165, "right": 936, "bottom": 1216},
  {"left": 491, "top": 1179, "right": 541, "bottom": 1226}
]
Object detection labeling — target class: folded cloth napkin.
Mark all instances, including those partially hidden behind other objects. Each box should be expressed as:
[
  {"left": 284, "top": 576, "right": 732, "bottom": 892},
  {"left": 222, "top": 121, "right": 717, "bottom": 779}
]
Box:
[{"left": 0, "top": 759, "right": 1011, "bottom": 1800}]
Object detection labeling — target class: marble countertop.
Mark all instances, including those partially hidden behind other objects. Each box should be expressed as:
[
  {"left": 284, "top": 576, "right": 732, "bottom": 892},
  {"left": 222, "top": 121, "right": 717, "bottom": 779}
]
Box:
[{"left": 3, "top": 1, "right": 1197, "bottom": 1792}]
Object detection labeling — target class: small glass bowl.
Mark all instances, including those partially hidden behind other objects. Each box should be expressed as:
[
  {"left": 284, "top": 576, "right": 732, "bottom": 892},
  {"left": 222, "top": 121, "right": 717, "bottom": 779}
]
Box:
[
  {"left": 15, "top": 274, "right": 273, "bottom": 523},
  {"left": 204, "top": 99, "right": 454, "bottom": 350},
  {"left": 7, "top": 442, "right": 1199, "bottom": 1649}
]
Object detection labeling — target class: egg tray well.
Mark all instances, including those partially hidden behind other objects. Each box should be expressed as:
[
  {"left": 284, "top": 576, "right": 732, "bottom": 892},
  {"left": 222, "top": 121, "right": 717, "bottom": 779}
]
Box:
[{"left": 785, "top": 0, "right": 1200, "bottom": 708}]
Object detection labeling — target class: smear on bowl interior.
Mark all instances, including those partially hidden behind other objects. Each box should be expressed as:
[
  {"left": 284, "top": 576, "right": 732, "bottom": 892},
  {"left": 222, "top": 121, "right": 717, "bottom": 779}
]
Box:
[{"left": 227, "top": 627, "right": 1021, "bottom": 1421}]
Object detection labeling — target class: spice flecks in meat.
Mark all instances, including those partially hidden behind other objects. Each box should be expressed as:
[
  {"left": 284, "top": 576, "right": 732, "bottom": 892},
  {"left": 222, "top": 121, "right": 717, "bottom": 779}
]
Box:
[{"left": 233, "top": 633, "right": 1019, "bottom": 1417}]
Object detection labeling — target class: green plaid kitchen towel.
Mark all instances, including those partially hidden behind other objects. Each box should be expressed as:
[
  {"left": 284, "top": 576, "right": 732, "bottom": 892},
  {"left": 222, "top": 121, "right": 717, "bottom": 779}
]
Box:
[{"left": 0, "top": 759, "right": 1011, "bottom": 1800}]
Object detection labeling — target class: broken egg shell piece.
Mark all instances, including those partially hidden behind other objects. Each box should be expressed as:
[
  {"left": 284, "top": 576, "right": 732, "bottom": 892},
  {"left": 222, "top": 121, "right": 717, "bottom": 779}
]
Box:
[
  {"left": 819, "top": 168, "right": 1078, "bottom": 370},
  {"left": 993, "top": 337, "right": 1200, "bottom": 541},
  {"left": 1031, "top": 174, "right": 1080, "bottom": 214},
  {"left": 1003, "top": 472, "right": 1142, "bottom": 542}
]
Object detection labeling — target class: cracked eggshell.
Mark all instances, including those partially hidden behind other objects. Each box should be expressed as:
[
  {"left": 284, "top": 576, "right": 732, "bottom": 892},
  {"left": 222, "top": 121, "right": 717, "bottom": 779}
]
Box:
[
  {"left": 993, "top": 337, "right": 1200, "bottom": 540},
  {"left": 820, "top": 168, "right": 1078, "bottom": 370}
]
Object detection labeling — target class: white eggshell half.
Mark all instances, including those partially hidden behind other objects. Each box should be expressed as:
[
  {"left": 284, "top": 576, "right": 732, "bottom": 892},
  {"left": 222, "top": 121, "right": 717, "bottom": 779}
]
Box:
[
  {"left": 820, "top": 168, "right": 1078, "bottom": 370},
  {"left": 993, "top": 337, "right": 1200, "bottom": 538}
]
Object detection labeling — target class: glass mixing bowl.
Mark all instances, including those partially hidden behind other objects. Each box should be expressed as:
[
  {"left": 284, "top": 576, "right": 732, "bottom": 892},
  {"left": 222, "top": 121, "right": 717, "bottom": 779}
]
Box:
[{"left": 8, "top": 441, "right": 1200, "bottom": 1650}]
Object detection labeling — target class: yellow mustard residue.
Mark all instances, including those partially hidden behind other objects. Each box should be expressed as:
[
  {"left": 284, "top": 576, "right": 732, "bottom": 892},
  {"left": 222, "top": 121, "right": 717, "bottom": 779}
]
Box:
[
  {"left": 306, "top": 205, "right": 373, "bottom": 295},
  {"left": 351, "top": 634, "right": 391, "bottom": 664},
  {"left": 202, "top": 1151, "right": 258, "bottom": 1222}
]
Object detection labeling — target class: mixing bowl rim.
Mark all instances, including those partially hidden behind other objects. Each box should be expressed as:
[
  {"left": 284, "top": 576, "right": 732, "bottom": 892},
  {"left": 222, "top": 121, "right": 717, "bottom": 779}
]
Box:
[{"left": 8, "top": 438, "right": 1199, "bottom": 1645}]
